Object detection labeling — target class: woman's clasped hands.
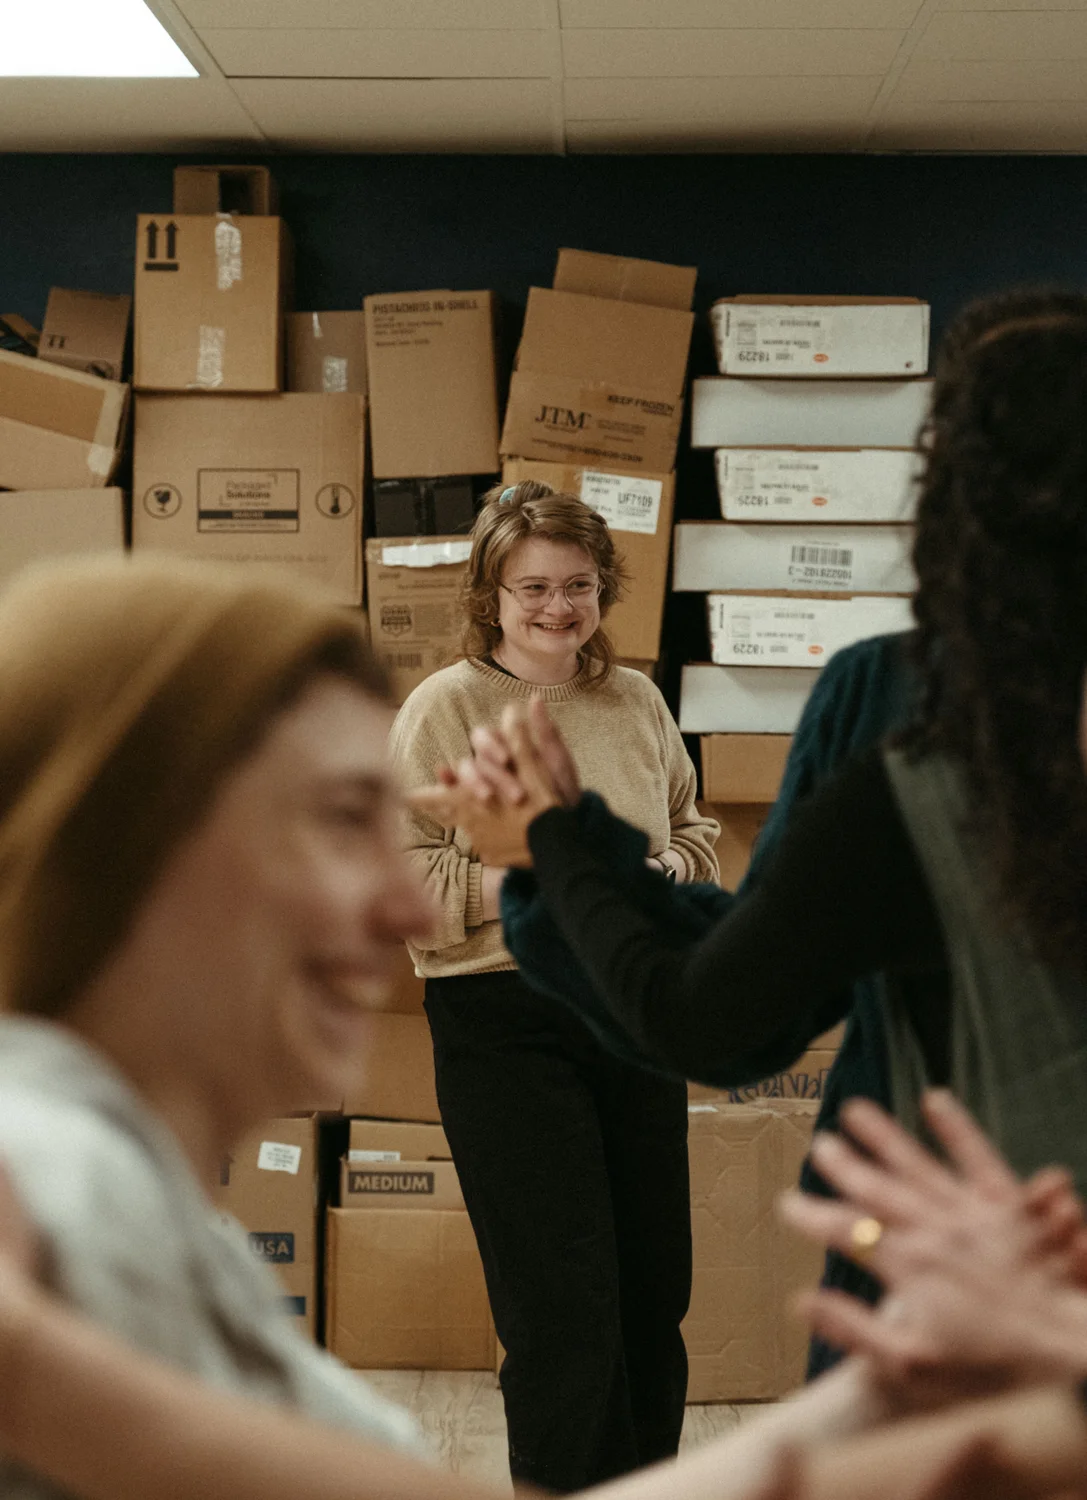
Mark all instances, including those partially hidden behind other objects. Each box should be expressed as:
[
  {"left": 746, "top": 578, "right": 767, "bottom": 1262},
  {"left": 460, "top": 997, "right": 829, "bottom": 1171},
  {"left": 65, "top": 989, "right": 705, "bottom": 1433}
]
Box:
[{"left": 409, "top": 700, "right": 581, "bottom": 868}]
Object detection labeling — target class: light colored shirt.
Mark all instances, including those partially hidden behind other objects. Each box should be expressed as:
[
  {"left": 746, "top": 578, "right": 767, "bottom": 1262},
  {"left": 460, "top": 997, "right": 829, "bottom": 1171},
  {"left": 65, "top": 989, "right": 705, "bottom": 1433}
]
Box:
[
  {"left": 390, "top": 658, "right": 721, "bottom": 978},
  {"left": 0, "top": 1017, "right": 424, "bottom": 1497}
]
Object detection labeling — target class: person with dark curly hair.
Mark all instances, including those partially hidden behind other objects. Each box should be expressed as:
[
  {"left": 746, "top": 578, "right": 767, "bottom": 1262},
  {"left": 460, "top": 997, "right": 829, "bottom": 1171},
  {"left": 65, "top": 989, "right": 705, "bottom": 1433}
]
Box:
[{"left": 412, "top": 289, "right": 1087, "bottom": 1211}]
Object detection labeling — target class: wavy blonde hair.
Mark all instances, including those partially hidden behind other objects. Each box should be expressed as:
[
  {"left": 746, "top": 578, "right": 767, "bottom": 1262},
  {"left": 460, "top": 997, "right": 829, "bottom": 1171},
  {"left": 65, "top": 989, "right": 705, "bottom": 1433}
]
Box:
[{"left": 460, "top": 480, "right": 628, "bottom": 686}]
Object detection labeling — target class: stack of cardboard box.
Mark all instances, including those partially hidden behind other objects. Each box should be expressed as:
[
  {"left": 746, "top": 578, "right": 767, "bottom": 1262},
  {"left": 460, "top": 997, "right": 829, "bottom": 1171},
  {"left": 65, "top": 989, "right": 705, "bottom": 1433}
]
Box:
[
  {"left": 327, "top": 1119, "right": 494, "bottom": 1372},
  {"left": 359, "top": 286, "right": 502, "bottom": 703},
  {"left": 130, "top": 165, "right": 366, "bottom": 605},
  {"left": 679, "top": 298, "right": 932, "bottom": 879},
  {"left": 0, "top": 288, "right": 131, "bottom": 586},
  {"left": 499, "top": 249, "right": 697, "bottom": 672},
  {"left": 323, "top": 952, "right": 495, "bottom": 1370}
]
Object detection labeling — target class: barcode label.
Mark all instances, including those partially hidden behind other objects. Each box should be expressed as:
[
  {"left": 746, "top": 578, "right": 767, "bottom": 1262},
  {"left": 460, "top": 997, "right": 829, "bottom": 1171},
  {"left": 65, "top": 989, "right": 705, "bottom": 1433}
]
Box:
[
  {"left": 790, "top": 545, "right": 853, "bottom": 567},
  {"left": 387, "top": 652, "right": 423, "bottom": 668}
]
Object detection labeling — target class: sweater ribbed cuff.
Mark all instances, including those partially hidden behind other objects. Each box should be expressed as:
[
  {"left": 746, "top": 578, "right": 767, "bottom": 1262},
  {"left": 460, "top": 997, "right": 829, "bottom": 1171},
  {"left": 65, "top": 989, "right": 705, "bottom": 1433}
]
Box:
[{"left": 464, "top": 860, "right": 484, "bottom": 929}]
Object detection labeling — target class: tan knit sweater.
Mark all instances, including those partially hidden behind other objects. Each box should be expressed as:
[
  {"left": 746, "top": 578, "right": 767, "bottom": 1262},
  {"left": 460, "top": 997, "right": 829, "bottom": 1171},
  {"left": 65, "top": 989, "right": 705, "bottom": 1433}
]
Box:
[{"left": 389, "top": 658, "right": 720, "bottom": 978}]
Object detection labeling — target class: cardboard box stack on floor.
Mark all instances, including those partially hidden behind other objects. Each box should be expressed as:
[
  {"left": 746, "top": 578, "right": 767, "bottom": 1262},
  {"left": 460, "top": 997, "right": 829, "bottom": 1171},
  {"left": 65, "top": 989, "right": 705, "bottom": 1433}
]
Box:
[
  {"left": 130, "top": 167, "right": 366, "bottom": 606},
  {"left": 681, "top": 1098, "right": 827, "bottom": 1401},
  {"left": 0, "top": 287, "right": 130, "bottom": 580},
  {"left": 327, "top": 1119, "right": 495, "bottom": 1371},
  {"left": 679, "top": 297, "right": 932, "bottom": 881},
  {"left": 214, "top": 1114, "right": 322, "bottom": 1339},
  {"left": 500, "top": 250, "right": 696, "bottom": 672}
]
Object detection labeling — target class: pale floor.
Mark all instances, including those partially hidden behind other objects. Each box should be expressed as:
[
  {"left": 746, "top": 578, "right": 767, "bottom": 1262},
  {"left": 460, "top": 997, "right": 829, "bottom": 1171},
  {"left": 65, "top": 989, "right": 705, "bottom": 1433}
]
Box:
[{"left": 364, "top": 1370, "right": 764, "bottom": 1490}]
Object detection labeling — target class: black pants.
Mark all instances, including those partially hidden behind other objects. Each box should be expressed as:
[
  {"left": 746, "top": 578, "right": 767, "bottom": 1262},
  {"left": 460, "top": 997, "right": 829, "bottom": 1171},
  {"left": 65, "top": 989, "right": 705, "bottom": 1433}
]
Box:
[{"left": 425, "top": 970, "right": 692, "bottom": 1493}]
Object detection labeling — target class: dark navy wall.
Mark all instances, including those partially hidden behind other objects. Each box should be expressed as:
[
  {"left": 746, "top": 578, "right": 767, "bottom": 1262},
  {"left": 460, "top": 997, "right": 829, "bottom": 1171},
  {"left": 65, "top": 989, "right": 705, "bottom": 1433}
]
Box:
[{"left": 3, "top": 151, "right": 1086, "bottom": 691}]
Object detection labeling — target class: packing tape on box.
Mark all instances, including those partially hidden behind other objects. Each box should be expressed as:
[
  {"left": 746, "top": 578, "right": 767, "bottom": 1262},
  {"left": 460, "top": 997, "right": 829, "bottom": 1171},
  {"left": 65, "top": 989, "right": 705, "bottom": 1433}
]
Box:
[
  {"left": 214, "top": 216, "right": 243, "bottom": 292},
  {"left": 86, "top": 443, "right": 116, "bottom": 478},
  {"left": 381, "top": 540, "right": 473, "bottom": 569},
  {"left": 311, "top": 312, "right": 323, "bottom": 338},
  {"left": 322, "top": 356, "right": 349, "bottom": 394},
  {"left": 192, "top": 325, "right": 226, "bottom": 390}
]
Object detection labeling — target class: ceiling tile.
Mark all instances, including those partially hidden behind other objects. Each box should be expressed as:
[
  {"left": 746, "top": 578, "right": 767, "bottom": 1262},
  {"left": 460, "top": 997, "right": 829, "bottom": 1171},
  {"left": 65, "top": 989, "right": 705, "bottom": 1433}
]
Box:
[
  {"left": 915, "top": 10, "right": 1087, "bottom": 57},
  {"left": 872, "top": 97, "right": 1087, "bottom": 147},
  {"left": 560, "top": 0, "right": 922, "bottom": 24},
  {"left": 892, "top": 55, "right": 1087, "bottom": 98},
  {"left": 564, "top": 74, "right": 879, "bottom": 119},
  {"left": 0, "top": 78, "right": 261, "bottom": 151},
  {"left": 567, "top": 119, "right": 865, "bottom": 149},
  {"left": 562, "top": 27, "right": 901, "bottom": 75},
  {"left": 230, "top": 77, "right": 556, "bottom": 150},
  {"left": 178, "top": 0, "right": 552, "bottom": 26},
  {"left": 200, "top": 27, "right": 553, "bottom": 77},
  {"left": 936, "top": 0, "right": 1087, "bottom": 9}
]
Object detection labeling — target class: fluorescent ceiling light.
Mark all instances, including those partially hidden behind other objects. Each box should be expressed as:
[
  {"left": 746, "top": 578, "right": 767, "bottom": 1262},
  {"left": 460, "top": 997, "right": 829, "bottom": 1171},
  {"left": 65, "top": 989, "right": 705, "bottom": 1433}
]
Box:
[{"left": 1, "top": 0, "right": 199, "bottom": 77}]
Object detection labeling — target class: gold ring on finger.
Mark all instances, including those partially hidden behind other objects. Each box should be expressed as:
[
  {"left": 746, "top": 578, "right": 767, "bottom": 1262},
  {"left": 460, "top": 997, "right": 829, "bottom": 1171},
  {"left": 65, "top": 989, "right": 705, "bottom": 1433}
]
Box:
[{"left": 849, "top": 1216, "right": 884, "bottom": 1263}]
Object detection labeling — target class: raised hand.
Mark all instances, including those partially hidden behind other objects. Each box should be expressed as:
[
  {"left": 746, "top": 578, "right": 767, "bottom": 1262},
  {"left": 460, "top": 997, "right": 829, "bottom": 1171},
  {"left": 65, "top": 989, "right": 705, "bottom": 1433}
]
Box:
[{"left": 779, "top": 1090, "right": 1087, "bottom": 1404}]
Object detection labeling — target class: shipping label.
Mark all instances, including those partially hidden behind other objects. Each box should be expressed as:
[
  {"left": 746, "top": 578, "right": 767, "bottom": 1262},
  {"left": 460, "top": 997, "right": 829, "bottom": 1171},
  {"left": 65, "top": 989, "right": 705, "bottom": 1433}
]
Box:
[
  {"left": 724, "top": 308, "right": 834, "bottom": 371},
  {"left": 786, "top": 542, "right": 854, "bottom": 589},
  {"left": 711, "top": 603, "right": 828, "bottom": 663},
  {"left": 581, "top": 470, "right": 663, "bottom": 535},
  {"left": 349, "top": 1149, "right": 402, "bottom": 1162},
  {"left": 718, "top": 449, "right": 920, "bottom": 523},
  {"left": 257, "top": 1140, "right": 303, "bottom": 1175},
  {"left": 198, "top": 469, "right": 300, "bottom": 533}
]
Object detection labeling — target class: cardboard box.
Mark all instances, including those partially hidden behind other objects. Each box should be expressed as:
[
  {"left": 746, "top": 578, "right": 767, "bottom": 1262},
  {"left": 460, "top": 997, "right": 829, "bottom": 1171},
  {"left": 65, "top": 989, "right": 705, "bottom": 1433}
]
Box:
[
  {"left": 501, "top": 287, "right": 693, "bottom": 472},
  {"left": 326, "top": 1207, "right": 494, "bottom": 1370},
  {"left": 132, "top": 393, "right": 365, "bottom": 605},
  {"left": 689, "top": 1026, "right": 843, "bottom": 1106},
  {"left": 501, "top": 456, "right": 675, "bottom": 662},
  {"left": 0, "top": 489, "right": 125, "bottom": 590},
  {"left": 700, "top": 735, "right": 792, "bottom": 804},
  {"left": 680, "top": 665, "right": 818, "bottom": 735},
  {"left": 365, "top": 291, "right": 499, "bottom": 479},
  {"left": 341, "top": 1012, "right": 440, "bottom": 1123},
  {"left": 692, "top": 377, "right": 933, "bottom": 451},
  {"left": 348, "top": 1120, "right": 450, "bottom": 1158},
  {"left": 373, "top": 477, "right": 476, "bottom": 538},
  {"left": 553, "top": 248, "right": 696, "bottom": 311},
  {"left": 0, "top": 349, "right": 127, "bottom": 491},
  {"left": 697, "top": 800, "right": 769, "bottom": 889},
  {"left": 0, "top": 314, "right": 40, "bottom": 355},
  {"left": 365, "top": 536, "right": 469, "bottom": 704},
  {"left": 365, "top": 944, "right": 425, "bottom": 1017},
  {"left": 708, "top": 594, "right": 914, "bottom": 667},
  {"left": 682, "top": 1100, "right": 823, "bottom": 1401},
  {"left": 214, "top": 1115, "right": 319, "bottom": 1337},
  {"left": 712, "top": 297, "right": 929, "bottom": 378},
  {"left": 672, "top": 522, "right": 915, "bottom": 596},
  {"left": 173, "top": 164, "right": 278, "bottom": 216},
  {"left": 287, "top": 311, "right": 367, "bottom": 396},
  {"left": 342, "top": 1118, "right": 463, "bottom": 1211},
  {"left": 39, "top": 288, "right": 131, "bottom": 382},
  {"left": 134, "top": 215, "right": 290, "bottom": 393},
  {"left": 716, "top": 448, "right": 921, "bottom": 524}
]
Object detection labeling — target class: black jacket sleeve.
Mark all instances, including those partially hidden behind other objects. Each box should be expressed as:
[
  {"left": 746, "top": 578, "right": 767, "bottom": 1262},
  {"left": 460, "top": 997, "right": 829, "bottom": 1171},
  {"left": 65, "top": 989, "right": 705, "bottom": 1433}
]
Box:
[{"left": 526, "top": 748, "right": 946, "bottom": 1085}]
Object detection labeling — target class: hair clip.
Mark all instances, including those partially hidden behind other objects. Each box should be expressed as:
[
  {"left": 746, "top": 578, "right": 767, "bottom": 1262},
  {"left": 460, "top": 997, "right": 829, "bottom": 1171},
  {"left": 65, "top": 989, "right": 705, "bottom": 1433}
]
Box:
[{"left": 498, "top": 486, "right": 517, "bottom": 505}]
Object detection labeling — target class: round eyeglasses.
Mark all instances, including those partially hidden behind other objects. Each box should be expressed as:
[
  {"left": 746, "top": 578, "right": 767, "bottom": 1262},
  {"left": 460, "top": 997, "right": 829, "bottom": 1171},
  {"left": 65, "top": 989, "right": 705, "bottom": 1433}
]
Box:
[{"left": 500, "top": 578, "right": 603, "bottom": 610}]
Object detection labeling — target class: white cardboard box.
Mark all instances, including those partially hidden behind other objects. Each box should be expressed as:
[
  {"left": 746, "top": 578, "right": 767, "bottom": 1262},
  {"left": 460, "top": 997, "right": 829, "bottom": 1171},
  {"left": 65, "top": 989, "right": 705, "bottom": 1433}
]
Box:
[
  {"left": 692, "top": 378, "right": 932, "bottom": 450},
  {"left": 679, "top": 663, "right": 818, "bottom": 734},
  {"left": 711, "top": 299, "right": 929, "bottom": 378},
  {"left": 673, "top": 522, "right": 915, "bottom": 596},
  {"left": 0, "top": 488, "right": 125, "bottom": 591},
  {"left": 716, "top": 448, "right": 920, "bottom": 524},
  {"left": 708, "top": 594, "right": 913, "bottom": 668}
]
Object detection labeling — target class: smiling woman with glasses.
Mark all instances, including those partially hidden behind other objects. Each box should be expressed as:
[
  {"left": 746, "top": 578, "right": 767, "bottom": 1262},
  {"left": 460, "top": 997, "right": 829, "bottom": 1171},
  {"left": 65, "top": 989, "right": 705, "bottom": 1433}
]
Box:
[{"left": 388, "top": 479, "right": 720, "bottom": 1493}]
